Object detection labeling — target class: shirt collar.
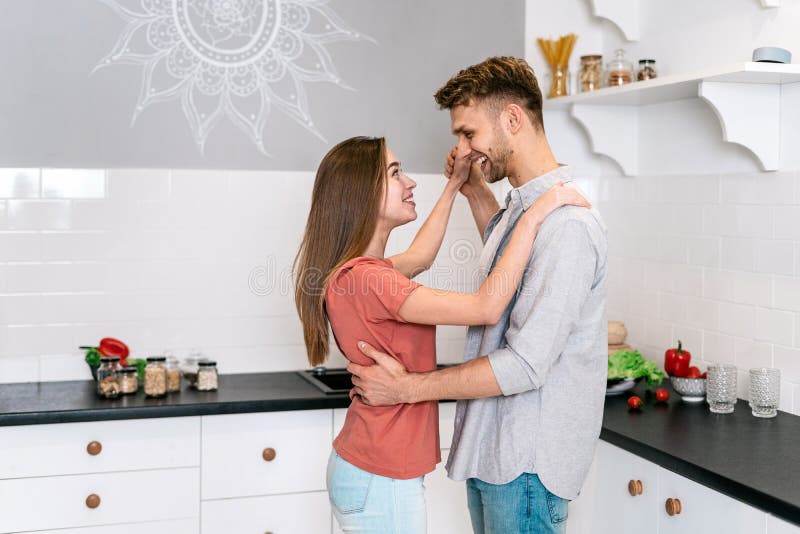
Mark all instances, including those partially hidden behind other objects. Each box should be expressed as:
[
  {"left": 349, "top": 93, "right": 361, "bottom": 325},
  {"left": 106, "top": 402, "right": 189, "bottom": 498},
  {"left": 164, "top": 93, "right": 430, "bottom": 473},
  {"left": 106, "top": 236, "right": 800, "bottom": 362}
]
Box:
[{"left": 504, "top": 165, "right": 573, "bottom": 212}]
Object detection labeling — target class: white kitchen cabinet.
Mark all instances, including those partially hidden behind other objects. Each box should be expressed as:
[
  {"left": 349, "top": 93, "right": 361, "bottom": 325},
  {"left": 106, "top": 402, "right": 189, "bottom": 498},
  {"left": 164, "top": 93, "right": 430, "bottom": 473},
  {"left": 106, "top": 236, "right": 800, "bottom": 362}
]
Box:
[
  {"left": 658, "top": 467, "right": 766, "bottom": 534},
  {"left": 0, "top": 416, "right": 200, "bottom": 479},
  {"left": 202, "top": 491, "right": 331, "bottom": 534},
  {"left": 0, "top": 467, "right": 199, "bottom": 533},
  {"left": 29, "top": 518, "right": 198, "bottom": 533},
  {"left": 568, "top": 440, "right": 772, "bottom": 534},
  {"left": 201, "top": 409, "right": 331, "bottom": 499}
]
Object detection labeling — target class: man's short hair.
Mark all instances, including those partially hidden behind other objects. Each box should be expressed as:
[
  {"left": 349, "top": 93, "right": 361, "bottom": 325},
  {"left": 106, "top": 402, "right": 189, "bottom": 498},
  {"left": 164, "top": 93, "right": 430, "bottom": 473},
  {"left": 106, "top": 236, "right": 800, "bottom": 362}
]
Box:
[{"left": 434, "top": 56, "right": 544, "bottom": 131}]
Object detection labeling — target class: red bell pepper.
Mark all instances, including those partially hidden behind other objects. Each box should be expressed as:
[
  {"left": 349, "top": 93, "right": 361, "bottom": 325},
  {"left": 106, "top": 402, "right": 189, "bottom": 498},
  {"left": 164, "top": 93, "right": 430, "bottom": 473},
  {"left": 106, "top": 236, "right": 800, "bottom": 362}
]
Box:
[
  {"left": 664, "top": 340, "right": 691, "bottom": 377},
  {"left": 98, "top": 338, "right": 130, "bottom": 361}
]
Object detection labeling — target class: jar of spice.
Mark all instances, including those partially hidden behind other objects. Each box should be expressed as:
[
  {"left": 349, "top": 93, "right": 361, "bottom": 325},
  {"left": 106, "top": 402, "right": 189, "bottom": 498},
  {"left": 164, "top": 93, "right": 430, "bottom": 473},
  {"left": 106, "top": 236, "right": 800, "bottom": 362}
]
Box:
[
  {"left": 579, "top": 54, "right": 602, "bottom": 92},
  {"left": 144, "top": 356, "right": 167, "bottom": 398},
  {"left": 166, "top": 356, "right": 181, "bottom": 393},
  {"left": 606, "top": 49, "right": 633, "bottom": 87},
  {"left": 119, "top": 365, "right": 139, "bottom": 394},
  {"left": 637, "top": 59, "right": 657, "bottom": 81},
  {"left": 196, "top": 360, "right": 219, "bottom": 392},
  {"left": 97, "top": 357, "right": 121, "bottom": 399}
]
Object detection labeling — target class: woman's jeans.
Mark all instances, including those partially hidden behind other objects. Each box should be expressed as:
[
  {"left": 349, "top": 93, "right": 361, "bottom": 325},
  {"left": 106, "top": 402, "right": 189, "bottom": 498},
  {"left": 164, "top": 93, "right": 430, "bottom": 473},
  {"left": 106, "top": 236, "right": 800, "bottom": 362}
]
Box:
[
  {"left": 467, "top": 473, "right": 568, "bottom": 534},
  {"left": 327, "top": 451, "right": 427, "bottom": 533}
]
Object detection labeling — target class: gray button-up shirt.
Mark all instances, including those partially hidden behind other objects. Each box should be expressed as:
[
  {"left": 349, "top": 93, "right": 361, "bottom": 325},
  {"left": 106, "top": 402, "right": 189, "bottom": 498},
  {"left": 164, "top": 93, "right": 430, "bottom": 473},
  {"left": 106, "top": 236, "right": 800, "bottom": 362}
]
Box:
[{"left": 445, "top": 166, "right": 608, "bottom": 500}]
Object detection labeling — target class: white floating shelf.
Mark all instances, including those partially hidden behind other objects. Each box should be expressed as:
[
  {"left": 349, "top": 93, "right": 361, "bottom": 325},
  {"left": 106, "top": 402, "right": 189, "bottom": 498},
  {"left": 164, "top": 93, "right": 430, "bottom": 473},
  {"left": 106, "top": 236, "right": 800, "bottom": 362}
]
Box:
[{"left": 544, "top": 62, "right": 800, "bottom": 175}]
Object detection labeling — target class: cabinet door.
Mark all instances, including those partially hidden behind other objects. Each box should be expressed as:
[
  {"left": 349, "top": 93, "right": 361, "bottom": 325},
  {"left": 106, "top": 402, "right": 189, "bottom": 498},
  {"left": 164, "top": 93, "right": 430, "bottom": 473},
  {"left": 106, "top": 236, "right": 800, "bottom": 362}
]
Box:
[
  {"left": 426, "top": 449, "right": 472, "bottom": 534},
  {"left": 32, "top": 518, "right": 198, "bottom": 534},
  {"left": 0, "top": 467, "right": 199, "bottom": 533},
  {"left": 201, "top": 409, "right": 332, "bottom": 499},
  {"left": 202, "top": 491, "right": 330, "bottom": 534},
  {"left": 570, "top": 441, "right": 659, "bottom": 534},
  {"left": 658, "top": 468, "right": 766, "bottom": 534}
]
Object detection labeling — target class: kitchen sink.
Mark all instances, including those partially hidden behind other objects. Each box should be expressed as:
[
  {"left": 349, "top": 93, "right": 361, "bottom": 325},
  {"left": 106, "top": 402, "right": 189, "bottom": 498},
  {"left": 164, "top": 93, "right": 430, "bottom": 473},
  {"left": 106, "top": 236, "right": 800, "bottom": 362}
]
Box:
[{"left": 297, "top": 364, "right": 454, "bottom": 395}]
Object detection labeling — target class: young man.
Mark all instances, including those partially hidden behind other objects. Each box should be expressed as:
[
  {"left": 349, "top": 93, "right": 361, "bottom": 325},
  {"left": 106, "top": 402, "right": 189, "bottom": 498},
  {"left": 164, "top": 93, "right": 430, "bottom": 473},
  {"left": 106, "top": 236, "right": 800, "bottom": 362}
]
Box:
[{"left": 349, "top": 56, "right": 608, "bottom": 534}]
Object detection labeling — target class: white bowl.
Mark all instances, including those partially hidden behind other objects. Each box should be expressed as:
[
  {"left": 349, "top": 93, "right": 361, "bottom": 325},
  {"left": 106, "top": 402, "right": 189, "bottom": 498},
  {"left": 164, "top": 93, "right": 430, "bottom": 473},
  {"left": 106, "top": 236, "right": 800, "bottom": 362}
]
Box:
[{"left": 670, "top": 376, "right": 706, "bottom": 402}]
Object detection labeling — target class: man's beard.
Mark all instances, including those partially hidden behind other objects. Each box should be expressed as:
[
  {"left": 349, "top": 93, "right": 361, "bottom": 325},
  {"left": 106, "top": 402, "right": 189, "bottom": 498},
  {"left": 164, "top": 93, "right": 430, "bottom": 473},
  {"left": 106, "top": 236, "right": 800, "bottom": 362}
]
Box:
[{"left": 484, "top": 135, "right": 512, "bottom": 184}]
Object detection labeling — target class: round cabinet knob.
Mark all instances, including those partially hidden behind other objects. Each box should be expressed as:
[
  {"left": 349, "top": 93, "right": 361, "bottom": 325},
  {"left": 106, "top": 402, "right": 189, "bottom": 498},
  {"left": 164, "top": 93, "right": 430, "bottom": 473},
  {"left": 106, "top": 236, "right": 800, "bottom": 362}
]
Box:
[
  {"left": 262, "top": 447, "right": 277, "bottom": 462},
  {"left": 628, "top": 479, "right": 643, "bottom": 496},
  {"left": 665, "top": 497, "right": 682, "bottom": 516},
  {"left": 85, "top": 494, "right": 101, "bottom": 509},
  {"left": 86, "top": 441, "right": 103, "bottom": 456}
]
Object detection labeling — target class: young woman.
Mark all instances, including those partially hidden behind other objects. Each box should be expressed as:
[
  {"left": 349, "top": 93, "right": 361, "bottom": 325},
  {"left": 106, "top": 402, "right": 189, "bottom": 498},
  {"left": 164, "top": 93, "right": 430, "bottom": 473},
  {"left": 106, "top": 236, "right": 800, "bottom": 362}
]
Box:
[{"left": 294, "top": 136, "right": 589, "bottom": 533}]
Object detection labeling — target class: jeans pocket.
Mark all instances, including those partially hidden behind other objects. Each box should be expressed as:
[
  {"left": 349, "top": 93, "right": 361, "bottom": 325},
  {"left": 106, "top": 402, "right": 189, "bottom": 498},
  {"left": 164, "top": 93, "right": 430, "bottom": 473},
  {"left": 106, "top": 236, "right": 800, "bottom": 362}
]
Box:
[
  {"left": 545, "top": 491, "right": 569, "bottom": 524},
  {"left": 328, "top": 454, "right": 374, "bottom": 515}
]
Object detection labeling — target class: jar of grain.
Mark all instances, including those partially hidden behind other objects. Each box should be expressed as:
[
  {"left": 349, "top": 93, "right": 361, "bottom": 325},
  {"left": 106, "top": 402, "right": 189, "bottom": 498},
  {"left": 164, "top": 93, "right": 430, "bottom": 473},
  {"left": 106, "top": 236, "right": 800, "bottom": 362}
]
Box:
[
  {"left": 97, "top": 357, "right": 121, "bottom": 399},
  {"left": 579, "top": 55, "right": 602, "bottom": 92},
  {"left": 166, "top": 356, "right": 181, "bottom": 393},
  {"left": 144, "top": 356, "right": 167, "bottom": 398},
  {"left": 606, "top": 48, "right": 633, "bottom": 87},
  {"left": 196, "top": 360, "right": 219, "bottom": 392},
  {"left": 637, "top": 59, "right": 657, "bottom": 81},
  {"left": 119, "top": 365, "right": 139, "bottom": 394}
]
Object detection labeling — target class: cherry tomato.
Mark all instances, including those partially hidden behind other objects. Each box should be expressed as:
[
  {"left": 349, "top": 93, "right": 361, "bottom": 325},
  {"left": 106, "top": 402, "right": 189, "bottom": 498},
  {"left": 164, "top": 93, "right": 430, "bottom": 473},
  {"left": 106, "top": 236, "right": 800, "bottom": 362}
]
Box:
[
  {"left": 686, "top": 366, "right": 701, "bottom": 379},
  {"left": 655, "top": 388, "right": 670, "bottom": 402},
  {"left": 627, "top": 396, "right": 643, "bottom": 409}
]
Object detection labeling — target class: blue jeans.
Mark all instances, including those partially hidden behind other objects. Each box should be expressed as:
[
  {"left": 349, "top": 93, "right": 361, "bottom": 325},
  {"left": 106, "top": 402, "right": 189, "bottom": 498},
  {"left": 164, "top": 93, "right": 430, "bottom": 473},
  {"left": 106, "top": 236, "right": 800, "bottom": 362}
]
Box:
[
  {"left": 466, "top": 473, "right": 568, "bottom": 534},
  {"left": 327, "top": 451, "right": 427, "bottom": 533}
]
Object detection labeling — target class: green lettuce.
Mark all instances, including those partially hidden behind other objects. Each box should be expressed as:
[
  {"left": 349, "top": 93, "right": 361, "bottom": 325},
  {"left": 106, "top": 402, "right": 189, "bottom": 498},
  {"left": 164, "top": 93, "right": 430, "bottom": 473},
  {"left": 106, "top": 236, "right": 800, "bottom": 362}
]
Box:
[{"left": 608, "top": 349, "right": 664, "bottom": 387}]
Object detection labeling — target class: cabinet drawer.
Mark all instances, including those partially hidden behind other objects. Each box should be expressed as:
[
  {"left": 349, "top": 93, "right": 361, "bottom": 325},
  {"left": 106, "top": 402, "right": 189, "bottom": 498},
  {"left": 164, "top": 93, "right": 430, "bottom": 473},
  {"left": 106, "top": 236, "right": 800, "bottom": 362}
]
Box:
[
  {"left": 658, "top": 467, "right": 766, "bottom": 534},
  {"left": 201, "top": 410, "right": 331, "bottom": 499},
  {"left": 0, "top": 467, "right": 199, "bottom": 533},
  {"left": 29, "top": 518, "right": 198, "bottom": 534},
  {"left": 202, "top": 491, "right": 331, "bottom": 534},
  {"left": 0, "top": 417, "right": 200, "bottom": 479}
]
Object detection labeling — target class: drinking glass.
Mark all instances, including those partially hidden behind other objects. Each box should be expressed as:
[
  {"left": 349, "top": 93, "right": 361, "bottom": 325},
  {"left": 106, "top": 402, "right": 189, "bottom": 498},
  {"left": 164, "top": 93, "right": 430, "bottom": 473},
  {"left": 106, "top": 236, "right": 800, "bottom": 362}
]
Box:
[
  {"left": 749, "top": 368, "right": 780, "bottom": 418},
  {"left": 706, "top": 363, "right": 737, "bottom": 414}
]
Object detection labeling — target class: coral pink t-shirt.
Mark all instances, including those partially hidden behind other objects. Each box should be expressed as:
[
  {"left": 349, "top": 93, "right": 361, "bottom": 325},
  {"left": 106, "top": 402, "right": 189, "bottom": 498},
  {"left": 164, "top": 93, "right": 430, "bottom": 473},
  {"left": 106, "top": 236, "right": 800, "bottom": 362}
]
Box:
[{"left": 326, "top": 256, "right": 440, "bottom": 479}]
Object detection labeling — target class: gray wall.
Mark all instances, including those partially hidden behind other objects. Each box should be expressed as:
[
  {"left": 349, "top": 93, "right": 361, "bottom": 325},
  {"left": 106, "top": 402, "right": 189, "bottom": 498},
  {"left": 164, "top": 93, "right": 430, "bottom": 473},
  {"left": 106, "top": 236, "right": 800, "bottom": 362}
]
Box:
[{"left": 0, "top": 0, "right": 523, "bottom": 172}]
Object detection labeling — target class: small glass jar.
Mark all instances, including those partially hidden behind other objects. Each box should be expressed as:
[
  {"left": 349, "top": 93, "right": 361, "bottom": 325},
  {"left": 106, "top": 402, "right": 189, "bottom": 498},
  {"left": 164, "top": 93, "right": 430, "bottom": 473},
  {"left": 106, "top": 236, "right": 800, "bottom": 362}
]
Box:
[
  {"left": 637, "top": 59, "right": 657, "bottom": 81},
  {"left": 546, "top": 64, "right": 570, "bottom": 98},
  {"left": 97, "top": 357, "right": 121, "bottom": 399},
  {"left": 606, "top": 48, "right": 633, "bottom": 87},
  {"left": 119, "top": 365, "right": 139, "bottom": 394},
  {"left": 166, "top": 357, "right": 181, "bottom": 393},
  {"left": 196, "top": 360, "right": 219, "bottom": 392},
  {"left": 579, "top": 54, "right": 603, "bottom": 92},
  {"left": 180, "top": 354, "right": 205, "bottom": 388},
  {"left": 144, "top": 356, "right": 167, "bottom": 398}
]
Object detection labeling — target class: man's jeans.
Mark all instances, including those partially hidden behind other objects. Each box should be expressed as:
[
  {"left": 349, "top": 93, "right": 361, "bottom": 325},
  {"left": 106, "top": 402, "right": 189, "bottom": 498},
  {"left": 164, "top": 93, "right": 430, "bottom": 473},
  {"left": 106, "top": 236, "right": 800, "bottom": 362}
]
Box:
[{"left": 467, "top": 473, "right": 568, "bottom": 534}]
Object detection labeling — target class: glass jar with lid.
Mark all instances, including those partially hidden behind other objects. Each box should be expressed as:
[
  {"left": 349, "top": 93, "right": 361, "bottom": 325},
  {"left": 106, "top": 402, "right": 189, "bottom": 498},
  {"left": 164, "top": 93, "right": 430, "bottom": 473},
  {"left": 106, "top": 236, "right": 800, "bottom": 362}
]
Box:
[
  {"left": 119, "top": 365, "right": 139, "bottom": 394},
  {"left": 97, "top": 356, "right": 121, "bottom": 398},
  {"left": 144, "top": 356, "right": 167, "bottom": 398},
  {"left": 637, "top": 59, "right": 657, "bottom": 81},
  {"left": 165, "top": 356, "right": 181, "bottom": 393},
  {"left": 196, "top": 360, "right": 219, "bottom": 392},
  {"left": 579, "top": 54, "right": 603, "bottom": 92},
  {"left": 606, "top": 48, "right": 633, "bottom": 87}
]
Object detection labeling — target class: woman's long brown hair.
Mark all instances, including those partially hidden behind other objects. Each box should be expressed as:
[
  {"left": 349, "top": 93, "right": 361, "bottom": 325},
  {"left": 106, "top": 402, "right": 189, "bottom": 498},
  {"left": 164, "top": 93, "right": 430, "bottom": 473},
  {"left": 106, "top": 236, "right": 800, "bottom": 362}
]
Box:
[{"left": 294, "top": 136, "right": 387, "bottom": 366}]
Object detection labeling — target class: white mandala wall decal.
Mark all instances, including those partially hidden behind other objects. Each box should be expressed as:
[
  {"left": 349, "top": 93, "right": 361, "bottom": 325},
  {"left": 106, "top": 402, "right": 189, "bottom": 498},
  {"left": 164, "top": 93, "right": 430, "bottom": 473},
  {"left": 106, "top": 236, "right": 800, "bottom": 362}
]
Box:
[{"left": 94, "top": 0, "right": 374, "bottom": 155}]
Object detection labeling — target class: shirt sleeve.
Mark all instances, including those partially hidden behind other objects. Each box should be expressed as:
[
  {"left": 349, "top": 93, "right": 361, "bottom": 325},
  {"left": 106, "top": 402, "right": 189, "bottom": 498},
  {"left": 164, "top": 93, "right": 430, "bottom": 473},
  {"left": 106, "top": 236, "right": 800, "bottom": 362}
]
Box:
[
  {"left": 337, "top": 259, "right": 421, "bottom": 323},
  {"left": 488, "top": 219, "right": 598, "bottom": 396}
]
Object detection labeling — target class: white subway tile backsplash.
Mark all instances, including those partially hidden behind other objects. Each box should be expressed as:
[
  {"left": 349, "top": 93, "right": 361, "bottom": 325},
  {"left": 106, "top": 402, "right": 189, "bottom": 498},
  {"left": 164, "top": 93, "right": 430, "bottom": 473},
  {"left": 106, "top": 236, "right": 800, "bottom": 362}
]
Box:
[
  {"left": 39, "top": 353, "right": 92, "bottom": 382},
  {"left": 5, "top": 325, "right": 76, "bottom": 357},
  {"left": 773, "top": 206, "right": 800, "bottom": 240},
  {"left": 0, "top": 232, "right": 42, "bottom": 261},
  {"left": 0, "top": 294, "right": 43, "bottom": 324},
  {"left": 41, "top": 231, "right": 110, "bottom": 261},
  {"left": 687, "top": 236, "right": 720, "bottom": 267},
  {"left": 660, "top": 174, "right": 720, "bottom": 204},
  {"left": 720, "top": 237, "right": 756, "bottom": 271},
  {"left": 774, "top": 345, "right": 800, "bottom": 382},
  {"left": 755, "top": 308, "right": 795, "bottom": 346},
  {"left": 685, "top": 297, "right": 719, "bottom": 331},
  {"left": 41, "top": 169, "right": 106, "bottom": 199},
  {"left": 718, "top": 302, "right": 756, "bottom": 338},
  {"left": 779, "top": 380, "right": 795, "bottom": 414},
  {"left": 107, "top": 169, "right": 169, "bottom": 201},
  {"left": 659, "top": 293, "right": 688, "bottom": 323},
  {"left": 773, "top": 276, "right": 800, "bottom": 312},
  {"left": 0, "top": 201, "right": 6, "bottom": 230},
  {"left": 733, "top": 339, "right": 773, "bottom": 369},
  {"left": 702, "top": 331, "right": 736, "bottom": 364},
  {"left": 658, "top": 235, "right": 688, "bottom": 264},
  {"left": 0, "top": 169, "right": 40, "bottom": 198},
  {"left": 0, "top": 355, "right": 39, "bottom": 383},
  {"left": 720, "top": 172, "right": 795, "bottom": 206},
  {"left": 755, "top": 240, "right": 795, "bottom": 276},
  {"left": 732, "top": 271, "right": 773, "bottom": 307},
  {"left": 7, "top": 200, "right": 70, "bottom": 230}
]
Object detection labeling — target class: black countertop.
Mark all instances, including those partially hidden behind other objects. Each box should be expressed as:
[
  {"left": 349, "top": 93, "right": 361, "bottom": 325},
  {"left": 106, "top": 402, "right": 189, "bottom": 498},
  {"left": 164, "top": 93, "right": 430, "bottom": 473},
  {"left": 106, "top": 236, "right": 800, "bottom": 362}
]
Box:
[{"left": 0, "top": 374, "right": 798, "bottom": 525}]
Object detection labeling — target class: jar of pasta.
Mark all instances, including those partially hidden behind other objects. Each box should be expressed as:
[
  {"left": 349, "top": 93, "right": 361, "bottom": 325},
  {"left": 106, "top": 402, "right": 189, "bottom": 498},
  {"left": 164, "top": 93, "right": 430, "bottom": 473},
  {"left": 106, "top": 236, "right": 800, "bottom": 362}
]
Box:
[
  {"left": 196, "top": 360, "right": 219, "bottom": 392},
  {"left": 579, "top": 55, "right": 602, "bottom": 92},
  {"left": 144, "top": 356, "right": 167, "bottom": 398}
]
